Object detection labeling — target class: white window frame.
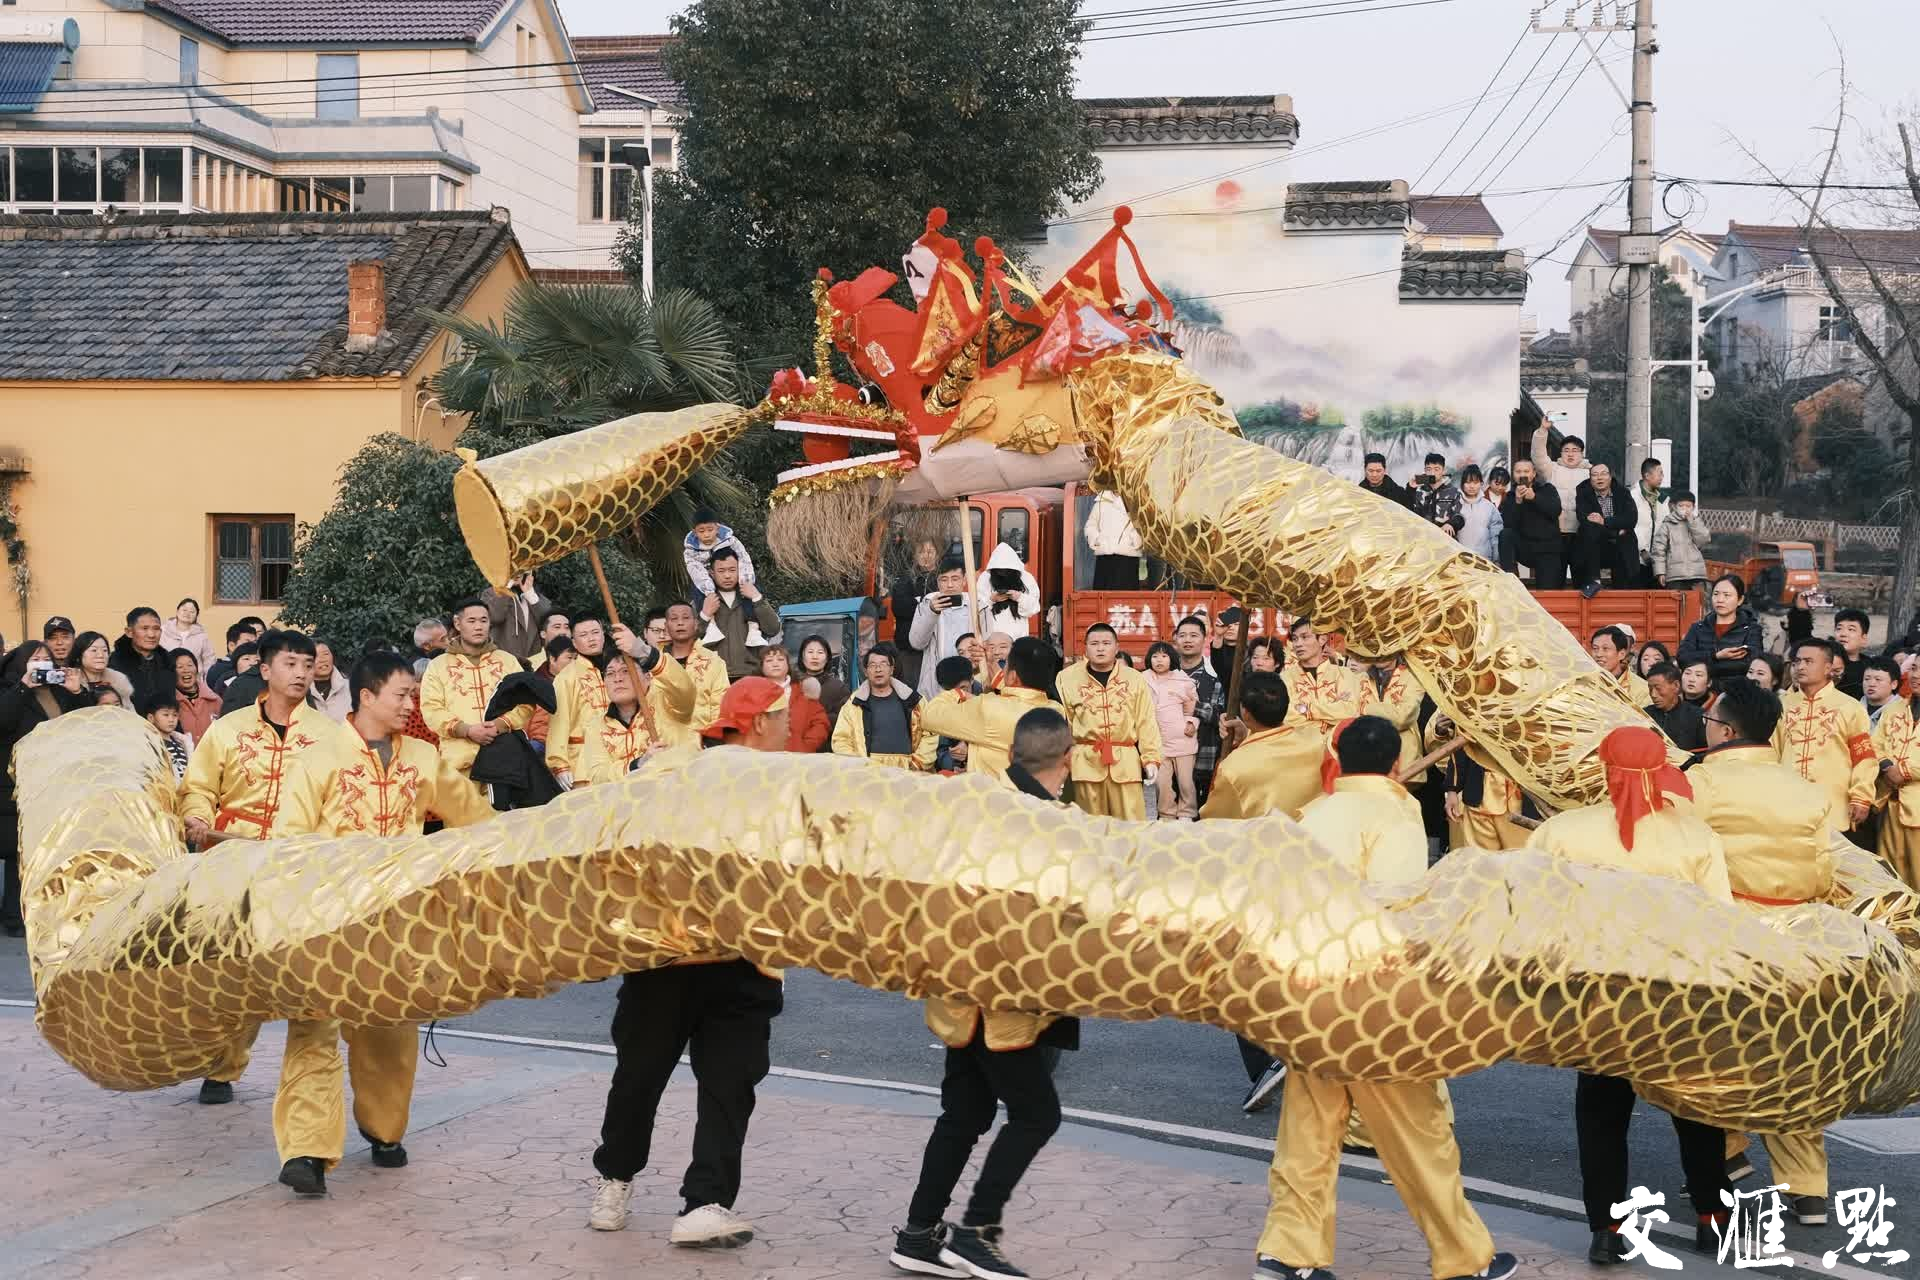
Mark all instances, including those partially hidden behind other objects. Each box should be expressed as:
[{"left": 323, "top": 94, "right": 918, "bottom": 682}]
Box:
[{"left": 0, "top": 143, "right": 191, "bottom": 214}]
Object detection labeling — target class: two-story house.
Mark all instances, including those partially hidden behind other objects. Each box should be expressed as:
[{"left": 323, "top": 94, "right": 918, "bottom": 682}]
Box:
[
  {"left": 1406, "top": 193, "right": 1502, "bottom": 251},
  {"left": 0, "top": 0, "right": 655, "bottom": 272},
  {"left": 1563, "top": 224, "right": 1723, "bottom": 345},
  {"left": 1709, "top": 221, "right": 1920, "bottom": 382}
]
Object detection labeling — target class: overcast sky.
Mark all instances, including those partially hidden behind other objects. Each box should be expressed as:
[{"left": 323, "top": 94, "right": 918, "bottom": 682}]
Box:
[{"left": 558, "top": 0, "right": 1917, "bottom": 327}]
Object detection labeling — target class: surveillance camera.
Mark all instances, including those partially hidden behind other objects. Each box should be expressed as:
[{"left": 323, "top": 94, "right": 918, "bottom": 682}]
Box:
[{"left": 1694, "top": 368, "right": 1716, "bottom": 401}]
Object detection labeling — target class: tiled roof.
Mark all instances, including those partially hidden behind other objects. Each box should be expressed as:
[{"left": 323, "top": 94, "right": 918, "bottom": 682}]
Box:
[
  {"left": 1409, "top": 194, "right": 1502, "bottom": 239},
  {"left": 1724, "top": 222, "right": 1920, "bottom": 273},
  {"left": 1285, "top": 180, "right": 1410, "bottom": 230},
  {"left": 577, "top": 46, "right": 682, "bottom": 111},
  {"left": 1400, "top": 248, "right": 1528, "bottom": 300},
  {"left": 1580, "top": 224, "right": 1725, "bottom": 265},
  {"left": 1520, "top": 354, "right": 1591, "bottom": 391},
  {"left": 0, "top": 211, "right": 517, "bottom": 381},
  {"left": 1081, "top": 95, "right": 1297, "bottom": 146},
  {"left": 145, "top": 0, "right": 508, "bottom": 45}
]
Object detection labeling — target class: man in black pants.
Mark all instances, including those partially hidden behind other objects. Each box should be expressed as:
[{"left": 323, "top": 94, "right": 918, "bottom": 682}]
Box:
[
  {"left": 889, "top": 707, "right": 1075, "bottom": 1280},
  {"left": 586, "top": 678, "right": 791, "bottom": 1247}
]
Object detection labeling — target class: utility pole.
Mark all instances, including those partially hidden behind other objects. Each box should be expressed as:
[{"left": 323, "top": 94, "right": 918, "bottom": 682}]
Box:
[{"left": 1533, "top": 2, "right": 1653, "bottom": 475}]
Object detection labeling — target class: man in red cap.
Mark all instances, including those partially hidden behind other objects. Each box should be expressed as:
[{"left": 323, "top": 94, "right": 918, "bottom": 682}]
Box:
[
  {"left": 585, "top": 674, "right": 788, "bottom": 1248},
  {"left": 1252, "top": 715, "right": 1516, "bottom": 1280},
  {"left": 1526, "top": 725, "right": 1735, "bottom": 1262}
]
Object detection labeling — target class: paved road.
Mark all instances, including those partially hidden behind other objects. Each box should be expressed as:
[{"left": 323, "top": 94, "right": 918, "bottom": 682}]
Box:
[{"left": 6, "top": 935, "right": 1915, "bottom": 1264}]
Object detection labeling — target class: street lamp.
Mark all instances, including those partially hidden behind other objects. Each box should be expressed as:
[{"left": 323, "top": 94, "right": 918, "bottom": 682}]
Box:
[
  {"left": 1650, "top": 272, "right": 1778, "bottom": 492},
  {"left": 602, "top": 85, "right": 660, "bottom": 300}
]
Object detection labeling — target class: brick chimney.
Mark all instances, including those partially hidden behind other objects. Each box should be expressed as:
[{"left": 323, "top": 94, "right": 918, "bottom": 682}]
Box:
[{"left": 345, "top": 259, "right": 387, "bottom": 353}]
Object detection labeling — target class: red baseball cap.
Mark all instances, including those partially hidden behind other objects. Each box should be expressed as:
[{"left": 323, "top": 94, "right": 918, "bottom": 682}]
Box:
[{"left": 704, "top": 676, "right": 790, "bottom": 739}]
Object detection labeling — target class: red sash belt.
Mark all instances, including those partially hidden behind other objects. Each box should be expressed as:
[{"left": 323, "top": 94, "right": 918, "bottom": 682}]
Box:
[
  {"left": 1076, "top": 736, "right": 1136, "bottom": 766},
  {"left": 1733, "top": 890, "right": 1810, "bottom": 907},
  {"left": 215, "top": 804, "right": 271, "bottom": 833}
]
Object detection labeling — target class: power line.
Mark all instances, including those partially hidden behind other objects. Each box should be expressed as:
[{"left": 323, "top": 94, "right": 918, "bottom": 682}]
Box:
[
  {"left": 1080, "top": 0, "right": 1389, "bottom": 30},
  {"left": 24, "top": 73, "right": 596, "bottom": 117},
  {"left": 1055, "top": 48, "right": 1626, "bottom": 225},
  {"left": 1469, "top": 37, "right": 1591, "bottom": 195},
  {"left": 1452, "top": 36, "right": 1581, "bottom": 201},
  {"left": 1084, "top": 0, "right": 1461, "bottom": 41},
  {"left": 1409, "top": 24, "right": 1529, "bottom": 194},
  {"left": 28, "top": 57, "right": 598, "bottom": 101},
  {"left": 1414, "top": 34, "right": 1559, "bottom": 207}
]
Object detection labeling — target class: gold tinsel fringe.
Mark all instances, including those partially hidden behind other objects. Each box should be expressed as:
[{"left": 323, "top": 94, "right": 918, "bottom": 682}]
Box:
[{"left": 766, "top": 475, "right": 901, "bottom": 581}]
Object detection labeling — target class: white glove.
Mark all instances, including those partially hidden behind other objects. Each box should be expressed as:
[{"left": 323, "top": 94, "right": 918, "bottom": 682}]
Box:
[
  {"left": 1144, "top": 765, "right": 1159, "bottom": 786},
  {"left": 552, "top": 770, "right": 574, "bottom": 792}
]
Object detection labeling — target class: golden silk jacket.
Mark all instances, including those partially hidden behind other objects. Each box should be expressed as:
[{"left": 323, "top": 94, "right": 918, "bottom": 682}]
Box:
[
  {"left": 580, "top": 703, "right": 657, "bottom": 785},
  {"left": 273, "top": 718, "right": 496, "bottom": 838},
  {"left": 1773, "top": 682, "right": 1876, "bottom": 831},
  {"left": 178, "top": 698, "right": 337, "bottom": 838},
  {"left": 917, "top": 685, "right": 1066, "bottom": 781},
  {"left": 1281, "top": 660, "right": 1370, "bottom": 735},
  {"left": 418, "top": 645, "right": 531, "bottom": 775},
  {"left": 1297, "top": 774, "right": 1428, "bottom": 884},
  {"left": 1687, "top": 742, "right": 1834, "bottom": 904},
  {"left": 1871, "top": 698, "right": 1920, "bottom": 828},
  {"left": 1527, "top": 802, "right": 1733, "bottom": 901},
  {"left": 1056, "top": 661, "right": 1163, "bottom": 784},
  {"left": 830, "top": 681, "right": 926, "bottom": 768},
  {"left": 1197, "top": 722, "right": 1326, "bottom": 822},
  {"left": 542, "top": 659, "right": 607, "bottom": 777},
  {"left": 650, "top": 645, "right": 728, "bottom": 751},
  {"left": 1360, "top": 662, "right": 1429, "bottom": 784}
]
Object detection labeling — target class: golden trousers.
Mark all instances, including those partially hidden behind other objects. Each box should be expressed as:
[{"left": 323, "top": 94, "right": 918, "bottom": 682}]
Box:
[
  {"left": 1727, "top": 1129, "right": 1829, "bottom": 1198},
  {"left": 1260, "top": 1070, "right": 1493, "bottom": 1279},
  {"left": 1878, "top": 820, "right": 1920, "bottom": 891},
  {"left": 1458, "top": 810, "right": 1529, "bottom": 852},
  {"left": 273, "top": 1019, "right": 420, "bottom": 1168},
  {"left": 1346, "top": 1081, "right": 1454, "bottom": 1151},
  {"left": 1072, "top": 777, "right": 1147, "bottom": 821},
  {"left": 206, "top": 1022, "right": 262, "bottom": 1084}
]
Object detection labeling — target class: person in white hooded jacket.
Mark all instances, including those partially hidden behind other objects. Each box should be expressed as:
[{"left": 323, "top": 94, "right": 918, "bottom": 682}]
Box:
[
  {"left": 975, "top": 541, "right": 1041, "bottom": 639},
  {"left": 1083, "top": 490, "right": 1144, "bottom": 589}
]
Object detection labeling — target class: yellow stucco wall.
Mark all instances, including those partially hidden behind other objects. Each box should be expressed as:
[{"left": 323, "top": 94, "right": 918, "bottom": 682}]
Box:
[{"left": 0, "top": 244, "right": 530, "bottom": 649}]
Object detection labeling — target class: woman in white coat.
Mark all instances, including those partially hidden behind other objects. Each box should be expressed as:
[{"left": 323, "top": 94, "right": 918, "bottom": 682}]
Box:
[{"left": 975, "top": 542, "right": 1040, "bottom": 639}]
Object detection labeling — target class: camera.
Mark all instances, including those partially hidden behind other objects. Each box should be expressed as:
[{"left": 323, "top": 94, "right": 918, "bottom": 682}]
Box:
[{"left": 29, "top": 663, "right": 60, "bottom": 685}]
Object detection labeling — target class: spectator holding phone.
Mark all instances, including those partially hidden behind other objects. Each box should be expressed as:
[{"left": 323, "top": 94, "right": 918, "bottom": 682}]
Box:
[
  {"left": 0, "top": 640, "right": 88, "bottom": 935},
  {"left": 1678, "top": 573, "right": 1767, "bottom": 685},
  {"left": 907, "top": 558, "right": 976, "bottom": 701}
]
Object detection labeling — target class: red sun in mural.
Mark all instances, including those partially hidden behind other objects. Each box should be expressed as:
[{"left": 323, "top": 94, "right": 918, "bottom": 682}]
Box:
[{"left": 1215, "top": 180, "right": 1244, "bottom": 209}]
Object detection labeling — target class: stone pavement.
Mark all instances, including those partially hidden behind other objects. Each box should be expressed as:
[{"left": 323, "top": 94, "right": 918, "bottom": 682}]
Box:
[{"left": 0, "top": 1004, "right": 1781, "bottom": 1279}]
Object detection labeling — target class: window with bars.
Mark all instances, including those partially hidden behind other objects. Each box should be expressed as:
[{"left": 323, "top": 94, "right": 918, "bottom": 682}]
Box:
[{"left": 213, "top": 517, "right": 294, "bottom": 604}]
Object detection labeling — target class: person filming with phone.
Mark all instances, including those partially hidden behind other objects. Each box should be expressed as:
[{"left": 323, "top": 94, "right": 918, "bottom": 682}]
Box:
[
  {"left": 1677, "top": 574, "right": 1767, "bottom": 686},
  {"left": 908, "top": 557, "right": 977, "bottom": 701}
]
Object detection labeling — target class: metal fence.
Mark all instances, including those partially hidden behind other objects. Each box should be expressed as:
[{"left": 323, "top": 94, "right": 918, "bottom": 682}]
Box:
[{"left": 1699, "top": 508, "right": 1903, "bottom": 556}]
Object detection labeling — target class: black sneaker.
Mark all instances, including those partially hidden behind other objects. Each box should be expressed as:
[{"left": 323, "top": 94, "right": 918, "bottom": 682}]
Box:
[
  {"left": 359, "top": 1127, "right": 407, "bottom": 1168},
  {"left": 1726, "top": 1152, "right": 1755, "bottom": 1182},
  {"left": 1253, "top": 1260, "right": 1335, "bottom": 1279},
  {"left": 278, "top": 1157, "right": 327, "bottom": 1196},
  {"left": 890, "top": 1223, "right": 966, "bottom": 1277},
  {"left": 197, "top": 1079, "right": 233, "bottom": 1105},
  {"left": 1589, "top": 1230, "right": 1628, "bottom": 1265},
  {"left": 1794, "top": 1195, "right": 1827, "bottom": 1226},
  {"left": 1443, "top": 1252, "right": 1518, "bottom": 1280},
  {"left": 1243, "top": 1060, "right": 1288, "bottom": 1114},
  {"left": 1696, "top": 1216, "right": 1728, "bottom": 1254},
  {"left": 939, "top": 1224, "right": 1029, "bottom": 1280}
]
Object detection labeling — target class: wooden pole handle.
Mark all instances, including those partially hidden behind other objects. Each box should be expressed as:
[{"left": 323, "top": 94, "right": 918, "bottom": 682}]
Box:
[
  {"left": 1223, "top": 609, "right": 1254, "bottom": 719},
  {"left": 1404, "top": 734, "right": 1469, "bottom": 780}
]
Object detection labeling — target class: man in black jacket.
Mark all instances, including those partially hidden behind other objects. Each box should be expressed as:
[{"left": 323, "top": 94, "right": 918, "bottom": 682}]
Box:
[
  {"left": 1500, "top": 459, "right": 1566, "bottom": 588},
  {"left": 1574, "top": 463, "right": 1640, "bottom": 592},
  {"left": 109, "top": 607, "right": 175, "bottom": 707},
  {"left": 1357, "top": 452, "right": 1412, "bottom": 509}
]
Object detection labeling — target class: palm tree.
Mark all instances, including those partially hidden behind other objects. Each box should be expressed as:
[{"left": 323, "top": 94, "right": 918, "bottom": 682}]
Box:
[
  {"left": 1239, "top": 398, "right": 1347, "bottom": 465},
  {"left": 428, "top": 283, "right": 754, "bottom": 583},
  {"left": 1359, "top": 404, "right": 1469, "bottom": 471}
]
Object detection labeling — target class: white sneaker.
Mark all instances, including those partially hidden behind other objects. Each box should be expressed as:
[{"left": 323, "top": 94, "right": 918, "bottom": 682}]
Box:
[
  {"left": 671, "top": 1201, "right": 755, "bottom": 1248},
  {"left": 588, "top": 1177, "right": 632, "bottom": 1231}
]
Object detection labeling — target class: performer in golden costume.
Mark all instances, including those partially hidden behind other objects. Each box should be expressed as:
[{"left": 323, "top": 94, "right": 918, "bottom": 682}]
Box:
[
  {"left": 656, "top": 601, "right": 729, "bottom": 746},
  {"left": 176, "top": 629, "right": 335, "bottom": 1104},
  {"left": 915, "top": 638, "right": 1065, "bottom": 784},
  {"left": 417, "top": 595, "right": 531, "bottom": 787},
  {"left": 1433, "top": 714, "right": 1530, "bottom": 852},
  {"left": 1690, "top": 678, "right": 1839, "bottom": 1227},
  {"left": 1525, "top": 727, "right": 1733, "bottom": 1261},
  {"left": 541, "top": 617, "right": 609, "bottom": 788},
  {"left": 578, "top": 656, "right": 657, "bottom": 784},
  {"left": 1776, "top": 636, "right": 1876, "bottom": 834},
  {"left": 1257, "top": 714, "right": 1515, "bottom": 1280},
  {"left": 268, "top": 651, "right": 496, "bottom": 1195},
  {"left": 1058, "top": 623, "right": 1162, "bottom": 820},
  {"left": 1354, "top": 652, "right": 1428, "bottom": 786},
  {"left": 1280, "top": 618, "right": 1369, "bottom": 734},
  {"left": 1871, "top": 688, "right": 1920, "bottom": 888}
]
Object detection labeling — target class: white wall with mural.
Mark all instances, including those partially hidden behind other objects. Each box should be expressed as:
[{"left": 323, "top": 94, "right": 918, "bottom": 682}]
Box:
[{"left": 1036, "top": 139, "right": 1523, "bottom": 481}]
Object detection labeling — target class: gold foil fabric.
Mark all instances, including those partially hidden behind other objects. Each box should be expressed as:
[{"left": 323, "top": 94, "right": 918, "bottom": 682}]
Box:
[
  {"left": 452, "top": 404, "right": 750, "bottom": 586},
  {"left": 18, "top": 344, "right": 1920, "bottom": 1134},
  {"left": 16, "top": 713, "right": 1917, "bottom": 1129}
]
